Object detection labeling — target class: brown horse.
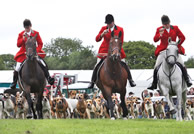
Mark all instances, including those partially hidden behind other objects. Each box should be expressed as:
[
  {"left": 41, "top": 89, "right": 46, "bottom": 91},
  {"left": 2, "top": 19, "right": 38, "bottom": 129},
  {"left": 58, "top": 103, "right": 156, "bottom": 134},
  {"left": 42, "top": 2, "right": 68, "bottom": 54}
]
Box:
[
  {"left": 19, "top": 35, "right": 46, "bottom": 119},
  {"left": 96, "top": 31, "right": 128, "bottom": 119}
]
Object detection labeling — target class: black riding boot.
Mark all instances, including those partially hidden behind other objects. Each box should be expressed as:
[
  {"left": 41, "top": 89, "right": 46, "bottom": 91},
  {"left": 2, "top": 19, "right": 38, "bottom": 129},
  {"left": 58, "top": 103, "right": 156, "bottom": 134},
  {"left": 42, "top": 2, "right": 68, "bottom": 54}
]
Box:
[
  {"left": 88, "top": 59, "right": 103, "bottom": 88},
  {"left": 147, "top": 65, "right": 160, "bottom": 90},
  {"left": 10, "top": 70, "right": 18, "bottom": 89},
  {"left": 38, "top": 62, "right": 55, "bottom": 85},
  {"left": 120, "top": 61, "right": 136, "bottom": 87},
  {"left": 176, "top": 62, "right": 193, "bottom": 87}
]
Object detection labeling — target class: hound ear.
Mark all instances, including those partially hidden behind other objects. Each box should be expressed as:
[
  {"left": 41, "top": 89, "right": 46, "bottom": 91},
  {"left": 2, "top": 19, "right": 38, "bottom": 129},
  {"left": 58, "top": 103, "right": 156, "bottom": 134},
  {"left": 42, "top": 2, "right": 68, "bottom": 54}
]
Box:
[
  {"left": 111, "top": 31, "right": 114, "bottom": 37},
  {"left": 168, "top": 37, "right": 172, "bottom": 43},
  {"left": 118, "top": 31, "right": 122, "bottom": 38}
]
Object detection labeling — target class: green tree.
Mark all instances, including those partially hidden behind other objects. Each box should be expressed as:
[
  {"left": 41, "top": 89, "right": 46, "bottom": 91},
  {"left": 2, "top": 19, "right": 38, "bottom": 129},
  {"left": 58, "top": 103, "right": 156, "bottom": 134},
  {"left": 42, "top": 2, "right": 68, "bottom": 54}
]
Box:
[
  {"left": 185, "top": 56, "right": 194, "bottom": 68},
  {"left": 0, "top": 54, "right": 15, "bottom": 70},
  {"left": 44, "top": 37, "right": 83, "bottom": 58},
  {"left": 68, "top": 46, "right": 96, "bottom": 70},
  {"left": 0, "top": 57, "right": 5, "bottom": 70},
  {"left": 43, "top": 38, "right": 96, "bottom": 70},
  {"left": 123, "top": 41, "right": 156, "bottom": 69}
]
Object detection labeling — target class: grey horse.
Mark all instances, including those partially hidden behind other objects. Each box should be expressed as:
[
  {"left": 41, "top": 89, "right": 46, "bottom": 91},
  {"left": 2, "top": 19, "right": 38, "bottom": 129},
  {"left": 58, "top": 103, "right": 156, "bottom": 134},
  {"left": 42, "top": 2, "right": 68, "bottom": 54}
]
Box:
[{"left": 157, "top": 38, "right": 187, "bottom": 121}]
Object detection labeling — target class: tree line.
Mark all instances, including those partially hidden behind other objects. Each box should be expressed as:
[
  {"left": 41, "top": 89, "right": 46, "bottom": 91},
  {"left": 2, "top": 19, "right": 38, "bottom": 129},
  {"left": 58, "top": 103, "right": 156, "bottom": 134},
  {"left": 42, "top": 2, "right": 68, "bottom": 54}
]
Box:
[{"left": 0, "top": 37, "right": 194, "bottom": 70}]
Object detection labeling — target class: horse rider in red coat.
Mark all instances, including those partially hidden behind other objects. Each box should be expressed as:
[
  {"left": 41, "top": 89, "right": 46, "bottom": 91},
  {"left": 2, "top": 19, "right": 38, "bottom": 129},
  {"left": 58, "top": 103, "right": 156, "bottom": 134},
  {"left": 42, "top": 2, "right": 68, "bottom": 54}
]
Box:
[
  {"left": 148, "top": 15, "right": 192, "bottom": 90},
  {"left": 88, "top": 14, "right": 136, "bottom": 88},
  {"left": 10, "top": 19, "right": 54, "bottom": 89}
]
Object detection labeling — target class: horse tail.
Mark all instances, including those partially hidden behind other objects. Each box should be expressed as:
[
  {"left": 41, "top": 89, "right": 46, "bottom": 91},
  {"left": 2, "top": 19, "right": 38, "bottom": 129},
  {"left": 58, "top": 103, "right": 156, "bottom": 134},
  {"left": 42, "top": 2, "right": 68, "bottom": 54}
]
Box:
[
  {"left": 141, "top": 91, "right": 145, "bottom": 101},
  {"left": 141, "top": 102, "right": 145, "bottom": 113}
]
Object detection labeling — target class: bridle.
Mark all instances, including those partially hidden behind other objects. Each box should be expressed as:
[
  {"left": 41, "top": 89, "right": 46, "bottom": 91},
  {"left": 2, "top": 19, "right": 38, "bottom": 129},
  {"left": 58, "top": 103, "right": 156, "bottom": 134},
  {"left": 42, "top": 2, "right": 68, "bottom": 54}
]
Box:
[
  {"left": 25, "top": 35, "right": 38, "bottom": 60},
  {"left": 165, "top": 44, "right": 178, "bottom": 65},
  {"left": 110, "top": 37, "right": 121, "bottom": 57}
]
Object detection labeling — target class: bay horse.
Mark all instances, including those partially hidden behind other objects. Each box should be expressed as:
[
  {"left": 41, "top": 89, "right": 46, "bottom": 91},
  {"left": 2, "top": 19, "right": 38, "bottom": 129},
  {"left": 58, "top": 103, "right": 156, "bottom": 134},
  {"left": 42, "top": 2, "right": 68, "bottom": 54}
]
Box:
[
  {"left": 19, "top": 35, "right": 46, "bottom": 119},
  {"left": 97, "top": 31, "right": 128, "bottom": 119},
  {"left": 157, "top": 38, "right": 187, "bottom": 121}
]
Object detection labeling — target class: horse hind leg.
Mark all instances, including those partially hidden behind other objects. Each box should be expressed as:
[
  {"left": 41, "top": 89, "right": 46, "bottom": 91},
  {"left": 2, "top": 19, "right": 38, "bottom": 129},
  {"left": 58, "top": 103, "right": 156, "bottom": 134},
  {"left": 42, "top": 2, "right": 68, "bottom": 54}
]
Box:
[
  {"left": 165, "top": 94, "right": 176, "bottom": 114},
  {"left": 31, "top": 103, "right": 37, "bottom": 119},
  {"left": 37, "top": 93, "right": 43, "bottom": 119},
  {"left": 106, "top": 96, "right": 115, "bottom": 120},
  {"left": 176, "top": 91, "right": 183, "bottom": 121},
  {"left": 120, "top": 91, "right": 128, "bottom": 119},
  {"left": 182, "top": 90, "right": 187, "bottom": 120}
]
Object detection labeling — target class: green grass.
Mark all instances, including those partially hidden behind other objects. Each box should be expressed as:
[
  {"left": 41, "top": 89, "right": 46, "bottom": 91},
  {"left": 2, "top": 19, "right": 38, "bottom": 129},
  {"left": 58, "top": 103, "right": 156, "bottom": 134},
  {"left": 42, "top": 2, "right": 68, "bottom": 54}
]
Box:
[{"left": 0, "top": 119, "right": 194, "bottom": 134}]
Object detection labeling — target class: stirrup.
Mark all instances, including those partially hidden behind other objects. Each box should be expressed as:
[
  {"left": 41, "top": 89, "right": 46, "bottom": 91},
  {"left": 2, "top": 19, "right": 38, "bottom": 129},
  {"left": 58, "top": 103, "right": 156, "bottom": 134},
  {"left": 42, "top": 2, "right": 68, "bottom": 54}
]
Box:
[
  {"left": 186, "top": 79, "right": 192, "bottom": 87},
  {"left": 48, "top": 77, "right": 55, "bottom": 85},
  {"left": 10, "top": 83, "right": 17, "bottom": 89},
  {"left": 147, "top": 83, "right": 157, "bottom": 90},
  {"left": 88, "top": 82, "right": 94, "bottom": 88},
  {"left": 129, "top": 80, "right": 136, "bottom": 87}
]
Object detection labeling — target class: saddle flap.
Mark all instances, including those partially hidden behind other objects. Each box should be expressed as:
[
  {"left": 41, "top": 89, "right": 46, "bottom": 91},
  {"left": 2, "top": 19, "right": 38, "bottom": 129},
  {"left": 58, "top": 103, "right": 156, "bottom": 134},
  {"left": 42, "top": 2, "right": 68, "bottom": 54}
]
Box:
[{"left": 95, "top": 59, "right": 105, "bottom": 84}]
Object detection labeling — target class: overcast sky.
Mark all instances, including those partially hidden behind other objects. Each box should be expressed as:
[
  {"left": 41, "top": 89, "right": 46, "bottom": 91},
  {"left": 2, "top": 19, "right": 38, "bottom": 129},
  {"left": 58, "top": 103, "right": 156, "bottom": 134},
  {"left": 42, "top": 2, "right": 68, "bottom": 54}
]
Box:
[{"left": 0, "top": 0, "right": 194, "bottom": 61}]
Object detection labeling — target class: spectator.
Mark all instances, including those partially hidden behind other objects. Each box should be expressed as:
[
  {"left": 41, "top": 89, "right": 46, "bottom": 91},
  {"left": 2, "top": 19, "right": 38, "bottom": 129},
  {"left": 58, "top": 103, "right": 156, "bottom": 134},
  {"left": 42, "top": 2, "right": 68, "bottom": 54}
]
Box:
[
  {"left": 153, "top": 91, "right": 160, "bottom": 97},
  {"left": 187, "top": 87, "right": 194, "bottom": 95},
  {"left": 128, "top": 92, "right": 134, "bottom": 97}
]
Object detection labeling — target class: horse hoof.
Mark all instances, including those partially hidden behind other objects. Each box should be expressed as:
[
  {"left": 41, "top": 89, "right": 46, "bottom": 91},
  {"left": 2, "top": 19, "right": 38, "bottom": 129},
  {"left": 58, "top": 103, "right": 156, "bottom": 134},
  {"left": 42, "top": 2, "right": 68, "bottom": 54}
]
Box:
[
  {"left": 26, "top": 114, "right": 33, "bottom": 119},
  {"left": 170, "top": 109, "right": 177, "bottom": 114},
  {"left": 34, "top": 116, "right": 37, "bottom": 119},
  {"left": 111, "top": 117, "right": 115, "bottom": 120},
  {"left": 123, "top": 117, "right": 128, "bottom": 120}
]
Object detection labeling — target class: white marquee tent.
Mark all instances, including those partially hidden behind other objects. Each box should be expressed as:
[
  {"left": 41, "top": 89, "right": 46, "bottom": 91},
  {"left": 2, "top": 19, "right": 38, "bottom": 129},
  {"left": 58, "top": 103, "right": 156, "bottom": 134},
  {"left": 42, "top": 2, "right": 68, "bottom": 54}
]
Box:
[{"left": 0, "top": 69, "right": 194, "bottom": 96}]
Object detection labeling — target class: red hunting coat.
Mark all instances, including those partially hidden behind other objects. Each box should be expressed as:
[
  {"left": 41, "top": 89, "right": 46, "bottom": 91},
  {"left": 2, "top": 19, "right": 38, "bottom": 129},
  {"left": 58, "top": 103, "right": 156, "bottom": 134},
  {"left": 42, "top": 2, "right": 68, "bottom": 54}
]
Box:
[
  {"left": 14, "top": 30, "right": 46, "bottom": 62},
  {"left": 154, "top": 25, "right": 185, "bottom": 57},
  {"left": 96, "top": 25, "right": 126, "bottom": 59}
]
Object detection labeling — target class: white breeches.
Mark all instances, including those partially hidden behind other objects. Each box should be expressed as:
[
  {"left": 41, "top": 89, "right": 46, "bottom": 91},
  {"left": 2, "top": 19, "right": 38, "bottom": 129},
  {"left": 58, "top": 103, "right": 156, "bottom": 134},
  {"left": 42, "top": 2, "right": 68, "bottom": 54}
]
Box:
[
  {"left": 15, "top": 57, "right": 46, "bottom": 72},
  {"left": 154, "top": 50, "right": 184, "bottom": 69}
]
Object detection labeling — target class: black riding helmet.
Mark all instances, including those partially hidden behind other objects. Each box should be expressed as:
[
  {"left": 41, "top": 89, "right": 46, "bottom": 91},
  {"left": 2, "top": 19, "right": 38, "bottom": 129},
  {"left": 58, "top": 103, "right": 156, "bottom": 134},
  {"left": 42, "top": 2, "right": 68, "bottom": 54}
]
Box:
[
  {"left": 105, "top": 14, "right": 114, "bottom": 24},
  {"left": 161, "top": 15, "right": 170, "bottom": 25},
  {"left": 23, "top": 19, "right": 32, "bottom": 28}
]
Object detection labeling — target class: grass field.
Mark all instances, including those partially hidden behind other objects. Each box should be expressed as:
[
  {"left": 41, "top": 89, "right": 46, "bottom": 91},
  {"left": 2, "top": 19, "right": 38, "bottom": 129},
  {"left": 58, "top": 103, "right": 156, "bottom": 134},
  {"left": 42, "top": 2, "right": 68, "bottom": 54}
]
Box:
[{"left": 0, "top": 119, "right": 194, "bottom": 134}]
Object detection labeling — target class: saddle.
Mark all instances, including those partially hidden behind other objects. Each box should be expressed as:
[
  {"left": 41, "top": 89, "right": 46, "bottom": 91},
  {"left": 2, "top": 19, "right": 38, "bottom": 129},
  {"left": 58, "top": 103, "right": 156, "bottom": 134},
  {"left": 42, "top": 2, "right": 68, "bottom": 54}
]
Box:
[
  {"left": 17, "top": 57, "right": 47, "bottom": 90},
  {"left": 95, "top": 56, "right": 125, "bottom": 84},
  {"left": 18, "top": 57, "right": 47, "bottom": 77}
]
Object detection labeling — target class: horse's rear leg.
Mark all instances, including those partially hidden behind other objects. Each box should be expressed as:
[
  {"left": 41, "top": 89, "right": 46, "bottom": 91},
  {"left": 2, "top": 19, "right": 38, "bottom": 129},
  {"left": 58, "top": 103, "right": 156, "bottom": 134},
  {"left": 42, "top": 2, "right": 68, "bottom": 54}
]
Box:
[
  {"left": 182, "top": 91, "right": 187, "bottom": 120},
  {"left": 165, "top": 94, "right": 176, "bottom": 114},
  {"left": 120, "top": 91, "right": 128, "bottom": 119},
  {"left": 37, "top": 93, "right": 43, "bottom": 119},
  {"left": 176, "top": 91, "right": 183, "bottom": 121},
  {"left": 106, "top": 96, "right": 115, "bottom": 119}
]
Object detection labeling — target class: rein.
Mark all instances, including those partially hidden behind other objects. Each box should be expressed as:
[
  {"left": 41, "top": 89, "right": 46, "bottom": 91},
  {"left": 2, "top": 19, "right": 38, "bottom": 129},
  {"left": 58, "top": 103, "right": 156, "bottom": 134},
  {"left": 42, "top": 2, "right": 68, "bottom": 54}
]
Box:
[
  {"left": 163, "top": 64, "right": 176, "bottom": 94},
  {"left": 111, "top": 47, "right": 120, "bottom": 54},
  {"left": 162, "top": 50, "right": 178, "bottom": 94}
]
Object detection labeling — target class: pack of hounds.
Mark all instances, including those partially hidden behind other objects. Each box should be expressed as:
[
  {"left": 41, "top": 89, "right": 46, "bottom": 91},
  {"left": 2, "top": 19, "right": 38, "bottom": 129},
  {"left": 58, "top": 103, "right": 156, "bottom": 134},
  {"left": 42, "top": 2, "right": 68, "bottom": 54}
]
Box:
[{"left": 0, "top": 89, "right": 194, "bottom": 120}]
